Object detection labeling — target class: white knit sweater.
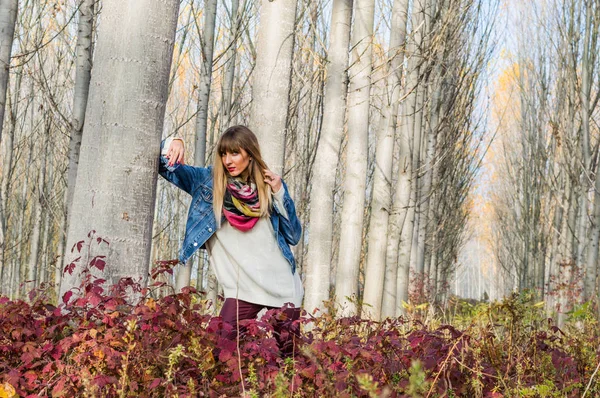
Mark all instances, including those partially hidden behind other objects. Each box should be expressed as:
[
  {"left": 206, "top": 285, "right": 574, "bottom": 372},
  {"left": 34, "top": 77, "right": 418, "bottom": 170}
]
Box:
[{"left": 205, "top": 187, "right": 304, "bottom": 308}]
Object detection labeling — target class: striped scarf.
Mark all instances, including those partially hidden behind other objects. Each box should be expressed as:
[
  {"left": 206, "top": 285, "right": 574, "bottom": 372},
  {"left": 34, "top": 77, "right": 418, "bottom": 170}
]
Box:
[{"left": 223, "top": 178, "right": 261, "bottom": 231}]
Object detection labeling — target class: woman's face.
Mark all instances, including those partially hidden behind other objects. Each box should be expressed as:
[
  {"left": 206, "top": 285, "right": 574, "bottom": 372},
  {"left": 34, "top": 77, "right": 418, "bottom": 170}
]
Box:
[{"left": 221, "top": 148, "right": 251, "bottom": 177}]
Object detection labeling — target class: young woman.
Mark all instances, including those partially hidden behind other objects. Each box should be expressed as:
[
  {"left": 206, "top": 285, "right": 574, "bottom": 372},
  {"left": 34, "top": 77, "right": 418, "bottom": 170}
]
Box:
[{"left": 159, "top": 125, "right": 303, "bottom": 355}]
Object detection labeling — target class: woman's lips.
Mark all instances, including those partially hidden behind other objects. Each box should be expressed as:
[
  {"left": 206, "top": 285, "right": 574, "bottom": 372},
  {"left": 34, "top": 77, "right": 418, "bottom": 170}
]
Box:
[{"left": 228, "top": 167, "right": 236, "bottom": 172}]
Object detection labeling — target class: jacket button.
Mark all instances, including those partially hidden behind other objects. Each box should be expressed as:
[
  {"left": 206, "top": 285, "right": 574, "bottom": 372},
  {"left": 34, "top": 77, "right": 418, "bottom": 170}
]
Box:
[
  {"left": 193, "top": 242, "right": 198, "bottom": 247},
  {"left": 208, "top": 227, "right": 213, "bottom": 232}
]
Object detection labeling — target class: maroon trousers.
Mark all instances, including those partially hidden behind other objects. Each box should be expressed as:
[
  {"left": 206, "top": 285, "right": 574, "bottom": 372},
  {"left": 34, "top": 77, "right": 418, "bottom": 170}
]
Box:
[{"left": 219, "top": 298, "right": 301, "bottom": 357}]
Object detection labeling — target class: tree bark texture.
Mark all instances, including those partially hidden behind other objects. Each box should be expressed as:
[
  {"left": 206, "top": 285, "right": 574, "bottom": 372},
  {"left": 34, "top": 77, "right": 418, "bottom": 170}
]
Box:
[
  {"left": 249, "top": 0, "right": 298, "bottom": 175},
  {"left": 61, "top": 0, "right": 181, "bottom": 299},
  {"left": 0, "top": 0, "right": 18, "bottom": 278},
  {"left": 0, "top": 0, "right": 17, "bottom": 146},
  {"left": 363, "top": 0, "right": 409, "bottom": 320},
  {"left": 65, "top": 0, "right": 94, "bottom": 216},
  {"left": 397, "top": 0, "right": 425, "bottom": 310},
  {"left": 304, "top": 0, "right": 353, "bottom": 315},
  {"left": 176, "top": 0, "right": 218, "bottom": 292},
  {"left": 221, "top": 0, "right": 241, "bottom": 126},
  {"left": 334, "top": 0, "right": 375, "bottom": 317}
]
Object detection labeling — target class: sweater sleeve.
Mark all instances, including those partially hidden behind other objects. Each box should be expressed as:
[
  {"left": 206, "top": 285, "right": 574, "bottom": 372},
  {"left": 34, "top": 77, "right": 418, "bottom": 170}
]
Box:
[
  {"left": 162, "top": 137, "right": 174, "bottom": 156},
  {"left": 272, "top": 186, "right": 289, "bottom": 220}
]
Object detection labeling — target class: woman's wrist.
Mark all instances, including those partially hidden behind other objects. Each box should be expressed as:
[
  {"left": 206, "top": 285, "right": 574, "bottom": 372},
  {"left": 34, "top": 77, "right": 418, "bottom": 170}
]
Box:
[
  {"left": 161, "top": 137, "right": 184, "bottom": 156},
  {"left": 273, "top": 184, "right": 285, "bottom": 197}
]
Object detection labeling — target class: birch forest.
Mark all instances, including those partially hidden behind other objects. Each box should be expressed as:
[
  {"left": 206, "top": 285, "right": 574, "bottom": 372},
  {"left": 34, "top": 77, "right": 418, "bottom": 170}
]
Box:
[
  {"left": 0, "top": 0, "right": 495, "bottom": 314},
  {"left": 3, "top": 0, "right": 600, "bottom": 395}
]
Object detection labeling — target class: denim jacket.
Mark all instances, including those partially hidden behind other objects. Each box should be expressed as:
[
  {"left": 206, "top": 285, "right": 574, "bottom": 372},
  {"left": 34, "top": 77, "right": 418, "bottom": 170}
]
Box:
[{"left": 158, "top": 142, "right": 302, "bottom": 274}]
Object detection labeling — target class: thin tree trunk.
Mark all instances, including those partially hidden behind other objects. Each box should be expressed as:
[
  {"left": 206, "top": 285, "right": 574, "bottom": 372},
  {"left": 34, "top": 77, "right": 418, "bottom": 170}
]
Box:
[
  {"left": 11, "top": 132, "right": 33, "bottom": 298},
  {"left": 193, "top": 0, "right": 217, "bottom": 169},
  {"left": 40, "top": 192, "right": 51, "bottom": 286},
  {"left": 389, "top": 100, "right": 413, "bottom": 316},
  {"left": 221, "top": 0, "right": 242, "bottom": 126},
  {"left": 249, "top": 0, "right": 298, "bottom": 174},
  {"left": 545, "top": 175, "right": 564, "bottom": 313},
  {"left": 57, "top": 0, "right": 95, "bottom": 296},
  {"left": 176, "top": 0, "right": 218, "bottom": 292},
  {"left": 0, "top": 64, "right": 21, "bottom": 295},
  {"left": 397, "top": 0, "right": 426, "bottom": 310},
  {"left": 587, "top": 166, "right": 600, "bottom": 303},
  {"left": 418, "top": 71, "right": 442, "bottom": 300},
  {"left": 582, "top": 0, "right": 599, "bottom": 301},
  {"left": 409, "top": 88, "right": 426, "bottom": 296},
  {"left": 557, "top": 179, "right": 576, "bottom": 327},
  {"left": 363, "top": 0, "right": 409, "bottom": 320},
  {"left": 0, "top": 0, "right": 18, "bottom": 272},
  {"left": 61, "top": 0, "right": 181, "bottom": 300},
  {"left": 65, "top": 0, "right": 94, "bottom": 214},
  {"left": 335, "top": 0, "right": 376, "bottom": 317},
  {"left": 29, "top": 125, "right": 49, "bottom": 291},
  {"left": 413, "top": 0, "right": 437, "bottom": 295},
  {"left": 0, "top": 0, "right": 17, "bottom": 145},
  {"left": 303, "top": 0, "right": 353, "bottom": 314}
]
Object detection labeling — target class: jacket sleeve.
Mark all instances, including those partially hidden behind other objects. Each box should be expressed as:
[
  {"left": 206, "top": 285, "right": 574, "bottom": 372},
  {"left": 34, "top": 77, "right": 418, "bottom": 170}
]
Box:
[
  {"left": 274, "top": 180, "right": 302, "bottom": 246},
  {"left": 158, "top": 138, "right": 209, "bottom": 195}
]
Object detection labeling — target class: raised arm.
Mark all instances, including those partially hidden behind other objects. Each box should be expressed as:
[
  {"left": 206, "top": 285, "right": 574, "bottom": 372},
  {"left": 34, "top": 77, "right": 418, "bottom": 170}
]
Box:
[{"left": 159, "top": 138, "right": 210, "bottom": 195}]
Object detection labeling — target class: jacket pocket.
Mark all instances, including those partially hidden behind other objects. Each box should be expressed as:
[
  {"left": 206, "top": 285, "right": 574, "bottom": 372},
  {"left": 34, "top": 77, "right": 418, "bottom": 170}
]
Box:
[{"left": 200, "top": 184, "right": 213, "bottom": 203}]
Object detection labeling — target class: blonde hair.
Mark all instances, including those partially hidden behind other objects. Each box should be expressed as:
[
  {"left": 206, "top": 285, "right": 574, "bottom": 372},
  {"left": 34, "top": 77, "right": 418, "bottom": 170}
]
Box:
[{"left": 212, "top": 125, "right": 272, "bottom": 225}]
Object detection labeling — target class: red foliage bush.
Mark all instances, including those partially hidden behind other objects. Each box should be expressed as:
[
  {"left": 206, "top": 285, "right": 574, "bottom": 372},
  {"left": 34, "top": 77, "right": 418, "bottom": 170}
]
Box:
[{"left": 0, "top": 234, "right": 597, "bottom": 397}]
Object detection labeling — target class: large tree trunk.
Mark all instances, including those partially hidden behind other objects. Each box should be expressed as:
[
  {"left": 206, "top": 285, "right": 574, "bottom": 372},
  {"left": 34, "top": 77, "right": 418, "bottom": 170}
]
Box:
[
  {"left": 303, "top": 0, "right": 353, "bottom": 315},
  {"left": 334, "top": 0, "right": 375, "bottom": 317},
  {"left": 176, "top": 0, "right": 218, "bottom": 292},
  {"left": 249, "top": 0, "right": 298, "bottom": 174},
  {"left": 60, "top": 0, "right": 181, "bottom": 300},
  {"left": 362, "top": 0, "right": 409, "bottom": 320}
]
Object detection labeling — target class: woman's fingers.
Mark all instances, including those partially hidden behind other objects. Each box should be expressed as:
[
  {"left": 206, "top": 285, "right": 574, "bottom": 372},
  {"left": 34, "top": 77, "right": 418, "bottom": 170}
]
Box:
[
  {"left": 264, "top": 169, "right": 282, "bottom": 192},
  {"left": 177, "top": 150, "right": 185, "bottom": 165},
  {"left": 166, "top": 140, "right": 185, "bottom": 166},
  {"left": 170, "top": 150, "right": 184, "bottom": 166}
]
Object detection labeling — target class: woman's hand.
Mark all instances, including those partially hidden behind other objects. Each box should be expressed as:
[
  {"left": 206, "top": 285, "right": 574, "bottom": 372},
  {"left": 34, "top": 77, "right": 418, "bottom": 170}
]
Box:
[
  {"left": 166, "top": 139, "right": 185, "bottom": 167},
  {"left": 264, "top": 169, "right": 283, "bottom": 193}
]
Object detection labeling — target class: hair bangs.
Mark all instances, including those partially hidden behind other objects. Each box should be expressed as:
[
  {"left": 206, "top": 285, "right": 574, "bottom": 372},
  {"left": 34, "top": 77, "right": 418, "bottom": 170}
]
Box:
[{"left": 217, "top": 131, "right": 243, "bottom": 155}]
